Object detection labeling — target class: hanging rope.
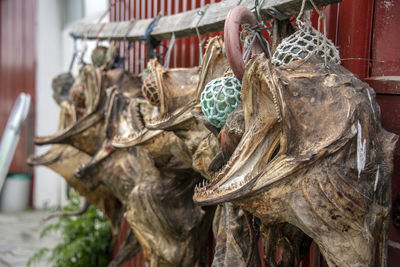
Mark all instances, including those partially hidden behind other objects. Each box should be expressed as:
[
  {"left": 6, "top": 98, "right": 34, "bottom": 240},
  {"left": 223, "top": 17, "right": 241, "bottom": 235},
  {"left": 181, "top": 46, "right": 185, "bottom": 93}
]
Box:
[
  {"left": 139, "top": 13, "right": 162, "bottom": 62},
  {"left": 108, "top": 21, "right": 121, "bottom": 42},
  {"left": 195, "top": 4, "right": 210, "bottom": 65},
  {"left": 95, "top": 23, "right": 107, "bottom": 46},
  {"left": 163, "top": 32, "right": 176, "bottom": 68},
  {"left": 240, "top": 23, "right": 272, "bottom": 63},
  {"left": 296, "top": 0, "right": 329, "bottom": 66},
  {"left": 115, "top": 19, "right": 136, "bottom": 69},
  {"left": 68, "top": 36, "right": 78, "bottom": 73},
  {"left": 72, "top": 3, "right": 115, "bottom": 66}
]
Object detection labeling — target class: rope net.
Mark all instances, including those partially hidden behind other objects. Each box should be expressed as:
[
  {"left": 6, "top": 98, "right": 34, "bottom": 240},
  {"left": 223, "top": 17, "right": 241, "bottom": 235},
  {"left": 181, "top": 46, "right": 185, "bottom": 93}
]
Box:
[{"left": 271, "top": 24, "right": 340, "bottom": 66}]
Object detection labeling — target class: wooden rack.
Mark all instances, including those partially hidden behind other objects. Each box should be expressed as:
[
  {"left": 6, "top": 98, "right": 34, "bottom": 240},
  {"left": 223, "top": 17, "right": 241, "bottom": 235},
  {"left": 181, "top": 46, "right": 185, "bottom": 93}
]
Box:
[{"left": 69, "top": 0, "right": 341, "bottom": 41}]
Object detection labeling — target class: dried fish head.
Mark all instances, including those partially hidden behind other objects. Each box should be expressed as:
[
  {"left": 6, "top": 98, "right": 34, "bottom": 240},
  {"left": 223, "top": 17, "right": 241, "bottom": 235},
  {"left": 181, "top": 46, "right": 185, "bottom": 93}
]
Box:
[
  {"left": 34, "top": 66, "right": 141, "bottom": 155},
  {"left": 194, "top": 54, "right": 398, "bottom": 266},
  {"left": 145, "top": 36, "right": 228, "bottom": 130}
]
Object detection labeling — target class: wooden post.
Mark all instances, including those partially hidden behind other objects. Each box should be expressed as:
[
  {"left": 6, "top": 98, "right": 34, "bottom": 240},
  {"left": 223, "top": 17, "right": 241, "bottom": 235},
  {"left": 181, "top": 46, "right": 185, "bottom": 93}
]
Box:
[{"left": 70, "top": 0, "right": 342, "bottom": 41}]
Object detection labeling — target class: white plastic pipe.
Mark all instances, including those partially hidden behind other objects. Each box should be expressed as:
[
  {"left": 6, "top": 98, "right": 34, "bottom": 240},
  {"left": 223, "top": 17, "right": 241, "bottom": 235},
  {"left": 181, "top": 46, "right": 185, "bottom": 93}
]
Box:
[{"left": 0, "top": 93, "right": 31, "bottom": 194}]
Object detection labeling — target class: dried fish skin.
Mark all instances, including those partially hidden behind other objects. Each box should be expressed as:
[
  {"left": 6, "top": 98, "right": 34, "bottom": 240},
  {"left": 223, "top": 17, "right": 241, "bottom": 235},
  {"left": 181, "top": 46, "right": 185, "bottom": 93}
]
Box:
[{"left": 194, "top": 54, "right": 398, "bottom": 266}]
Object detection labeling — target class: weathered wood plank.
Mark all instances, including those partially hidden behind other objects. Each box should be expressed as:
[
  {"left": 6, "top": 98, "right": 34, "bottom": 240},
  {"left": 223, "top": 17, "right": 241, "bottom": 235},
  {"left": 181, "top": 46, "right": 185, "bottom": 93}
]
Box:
[{"left": 70, "top": 0, "right": 342, "bottom": 41}]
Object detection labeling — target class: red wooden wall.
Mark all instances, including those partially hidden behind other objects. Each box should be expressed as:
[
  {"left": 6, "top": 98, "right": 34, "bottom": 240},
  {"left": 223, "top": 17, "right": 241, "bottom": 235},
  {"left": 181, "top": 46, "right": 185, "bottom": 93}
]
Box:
[
  {"left": 0, "top": 0, "right": 36, "bottom": 174},
  {"left": 368, "top": 0, "right": 400, "bottom": 265},
  {"left": 109, "top": 0, "right": 222, "bottom": 74},
  {"left": 109, "top": 0, "right": 400, "bottom": 266}
]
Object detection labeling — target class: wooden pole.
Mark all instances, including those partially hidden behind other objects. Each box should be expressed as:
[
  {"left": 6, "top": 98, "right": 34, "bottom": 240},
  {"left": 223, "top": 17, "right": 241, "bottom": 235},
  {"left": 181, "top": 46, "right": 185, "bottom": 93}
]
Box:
[{"left": 70, "top": 0, "right": 341, "bottom": 41}]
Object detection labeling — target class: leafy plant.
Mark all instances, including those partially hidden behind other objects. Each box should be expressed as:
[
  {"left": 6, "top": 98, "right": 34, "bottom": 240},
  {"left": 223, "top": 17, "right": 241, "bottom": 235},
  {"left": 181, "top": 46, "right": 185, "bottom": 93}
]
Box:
[{"left": 27, "top": 193, "right": 112, "bottom": 267}]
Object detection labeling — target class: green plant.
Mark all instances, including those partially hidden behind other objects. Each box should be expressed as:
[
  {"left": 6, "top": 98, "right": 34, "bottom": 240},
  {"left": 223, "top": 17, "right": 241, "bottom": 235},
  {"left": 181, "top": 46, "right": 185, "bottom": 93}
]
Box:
[{"left": 27, "top": 193, "right": 112, "bottom": 267}]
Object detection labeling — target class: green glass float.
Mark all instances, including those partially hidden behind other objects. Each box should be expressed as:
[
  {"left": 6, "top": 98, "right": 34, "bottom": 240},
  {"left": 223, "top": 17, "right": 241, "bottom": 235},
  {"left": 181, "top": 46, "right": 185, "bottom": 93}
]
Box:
[
  {"left": 141, "top": 72, "right": 160, "bottom": 106},
  {"left": 91, "top": 46, "right": 108, "bottom": 68},
  {"left": 200, "top": 76, "right": 242, "bottom": 128}
]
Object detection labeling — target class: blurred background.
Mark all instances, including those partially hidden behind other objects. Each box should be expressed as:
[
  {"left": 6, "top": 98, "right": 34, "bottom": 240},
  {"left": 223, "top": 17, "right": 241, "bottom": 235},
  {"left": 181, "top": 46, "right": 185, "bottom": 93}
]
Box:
[{"left": 1, "top": 0, "right": 108, "bottom": 209}]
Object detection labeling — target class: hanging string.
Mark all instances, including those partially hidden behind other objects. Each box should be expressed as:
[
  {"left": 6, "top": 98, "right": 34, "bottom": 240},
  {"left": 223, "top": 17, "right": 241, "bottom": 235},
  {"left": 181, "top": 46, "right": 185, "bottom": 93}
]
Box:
[
  {"left": 195, "top": 4, "right": 210, "bottom": 65},
  {"left": 108, "top": 21, "right": 121, "bottom": 43},
  {"left": 79, "top": 31, "right": 89, "bottom": 66},
  {"left": 254, "top": 0, "right": 266, "bottom": 22},
  {"left": 138, "top": 14, "right": 162, "bottom": 63},
  {"left": 240, "top": 24, "right": 272, "bottom": 63},
  {"left": 75, "top": 2, "right": 116, "bottom": 66},
  {"left": 95, "top": 23, "right": 107, "bottom": 45},
  {"left": 115, "top": 19, "right": 136, "bottom": 69},
  {"left": 163, "top": 32, "right": 176, "bottom": 68},
  {"left": 296, "top": 0, "right": 308, "bottom": 26},
  {"left": 242, "top": 0, "right": 273, "bottom": 61},
  {"left": 97, "top": 1, "right": 116, "bottom": 24},
  {"left": 296, "top": 0, "right": 329, "bottom": 66},
  {"left": 309, "top": 0, "right": 328, "bottom": 65},
  {"left": 68, "top": 36, "right": 79, "bottom": 73},
  {"left": 119, "top": 42, "right": 134, "bottom": 69}
]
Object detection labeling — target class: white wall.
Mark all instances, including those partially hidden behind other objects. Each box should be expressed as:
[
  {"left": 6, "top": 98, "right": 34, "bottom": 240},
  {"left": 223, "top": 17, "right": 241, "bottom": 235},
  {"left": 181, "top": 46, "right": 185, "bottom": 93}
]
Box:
[
  {"left": 34, "top": 0, "right": 64, "bottom": 209},
  {"left": 34, "top": 0, "right": 109, "bottom": 209}
]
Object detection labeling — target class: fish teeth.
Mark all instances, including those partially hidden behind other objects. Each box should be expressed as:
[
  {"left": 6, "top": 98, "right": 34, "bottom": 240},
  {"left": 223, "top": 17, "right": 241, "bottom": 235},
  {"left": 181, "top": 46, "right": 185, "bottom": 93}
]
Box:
[
  {"left": 148, "top": 114, "right": 173, "bottom": 126},
  {"left": 270, "top": 88, "right": 282, "bottom": 122}
]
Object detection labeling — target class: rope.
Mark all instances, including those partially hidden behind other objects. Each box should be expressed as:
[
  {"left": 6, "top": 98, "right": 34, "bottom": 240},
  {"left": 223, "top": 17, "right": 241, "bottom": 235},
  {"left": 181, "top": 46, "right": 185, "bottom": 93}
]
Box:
[
  {"left": 139, "top": 14, "right": 163, "bottom": 62},
  {"left": 80, "top": 32, "right": 89, "bottom": 65},
  {"left": 115, "top": 19, "right": 136, "bottom": 69},
  {"left": 240, "top": 23, "right": 272, "bottom": 62},
  {"left": 75, "top": 3, "right": 114, "bottom": 66},
  {"left": 124, "top": 19, "right": 137, "bottom": 41},
  {"left": 163, "top": 32, "right": 176, "bottom": 68},
  {"left": 95, "top": 23, "right": 107, "bottom": 46},
  {"left": 295, "top": 0, "right": 329, "bottom": 66},
  {"left": 108, "top": 21, "right": 121, "bottom": 42},
  {"left": 195, "top": 4, "right": 210, "bottom": 65},
  {"left": 240, "top": 24, "right": 257, "bottom": 49},
  {"left": 254, "top": 0, "right": 266, "bottom": 22},
  {"left": 68, "top": 36, "right": 78, "bottom": 73},
  {"left": 296, "top": 0, "right": 308, "bottom": 27},
  {"left": 138, "top": 14, "right": 161, "bottom": 40}
]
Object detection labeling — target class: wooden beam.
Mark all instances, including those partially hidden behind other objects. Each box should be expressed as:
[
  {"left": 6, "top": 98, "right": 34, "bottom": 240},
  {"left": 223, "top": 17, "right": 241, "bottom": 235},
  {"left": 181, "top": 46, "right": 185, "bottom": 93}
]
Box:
[{"left": 70, "top": 0, "right": 342, "bottom": 41}]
